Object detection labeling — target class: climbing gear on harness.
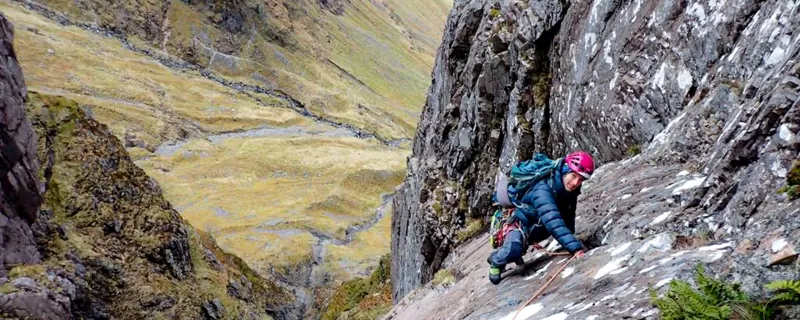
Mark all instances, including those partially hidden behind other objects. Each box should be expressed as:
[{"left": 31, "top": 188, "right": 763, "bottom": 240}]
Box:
[
  {"left": 564, "top": 151, "right": 595, "bottom": 179},
  {"left": 489, "top": 208, "right": 527, "bottom": 249},
  {"left": 511, "top": 253, "right": 580, "bottom": 320}
]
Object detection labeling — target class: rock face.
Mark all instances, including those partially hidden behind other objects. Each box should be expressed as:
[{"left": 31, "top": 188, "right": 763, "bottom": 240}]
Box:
[
  {"left": 0, "top": 13, "right": 58, "bottom": 318},
  {"left": 0, "top": 15, "right": 302, "bottom": 319},
  {"left": 392, "top": 0, "right": 799, "bottom": 317},
  {"left": 0, "top": 13, "right": 43, "bottom": 277}
]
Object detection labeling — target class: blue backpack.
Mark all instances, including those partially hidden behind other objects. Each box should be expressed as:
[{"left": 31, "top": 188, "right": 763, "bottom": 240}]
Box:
[
  {"left": 489, "top": 153, "right": 559, "bottom": 248},
  {"left": 494, "top": 153, "right": 559, "bottom": 208}
]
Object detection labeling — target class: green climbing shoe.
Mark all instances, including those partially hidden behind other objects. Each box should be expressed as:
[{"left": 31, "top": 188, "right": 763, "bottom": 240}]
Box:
[{"left": 489, "top": 266, "right": 502, "bottom": 285}]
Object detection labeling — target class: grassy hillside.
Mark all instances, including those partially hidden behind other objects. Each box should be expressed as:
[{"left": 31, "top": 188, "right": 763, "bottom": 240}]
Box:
[
  {"left": 2, "top": 0, "right": 451, "bottom": 311},
  {"left": 135, "top": 135, "right": 407, "bottom": 276},
  {"left": 26, "top": 0, "right": 452, "bottom": 140},
  {"left": 5, "top": 1, "right": 312, "bottom": 150}
]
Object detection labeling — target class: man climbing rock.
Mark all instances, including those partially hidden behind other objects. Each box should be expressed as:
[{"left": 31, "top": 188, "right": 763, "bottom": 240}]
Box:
[{"left": 487, "top": 151, "right": 595, "bottom": 285}]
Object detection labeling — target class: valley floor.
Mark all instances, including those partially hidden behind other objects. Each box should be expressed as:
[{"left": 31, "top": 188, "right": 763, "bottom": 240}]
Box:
[{"left": 2, "top": 0, "right": 410, "bottom": 308}]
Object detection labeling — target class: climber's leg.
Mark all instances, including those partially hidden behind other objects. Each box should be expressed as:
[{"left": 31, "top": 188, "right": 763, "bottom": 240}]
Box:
[{"left": 487, "top": 230, "right": 524, "bottom": 285}]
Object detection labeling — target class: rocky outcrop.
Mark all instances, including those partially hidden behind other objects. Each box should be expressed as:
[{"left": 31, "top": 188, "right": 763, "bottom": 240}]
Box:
[
  {"left": 17, "top": 92, "right": 302, "bottom": 319},
  {"left": 392, "top": 0, "right": 799, "bottom": 316},
  {"left": 0, "top": 13, "right": 55, "bottom": 318},
  {"left": 0, "top": 13, "right": 43, "bottom": 277}
]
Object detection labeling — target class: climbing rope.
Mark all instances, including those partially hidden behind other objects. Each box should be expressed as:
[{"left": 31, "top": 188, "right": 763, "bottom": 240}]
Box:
[{"left": 511, "top": 253, "right": 577, "bottom": 320}]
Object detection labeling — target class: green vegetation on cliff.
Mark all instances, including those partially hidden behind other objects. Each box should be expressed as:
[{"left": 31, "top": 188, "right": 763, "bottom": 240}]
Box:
[
  {"left": 322, "top": 254, "right": 393, "bottom": 320},
  {"left": 651, "top": 265, "right": 800, "bottom": 320},
  {"left": 18, "top": 92, "right": 298, "bottom": 319}
]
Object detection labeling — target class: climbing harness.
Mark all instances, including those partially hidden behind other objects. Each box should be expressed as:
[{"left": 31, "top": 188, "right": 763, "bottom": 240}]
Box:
[
  {"left": 489, "top": 207, "right": 522, "bottom": 249},
  {"left": 511, "top": 253, "right": 577, "bottom": 320}
]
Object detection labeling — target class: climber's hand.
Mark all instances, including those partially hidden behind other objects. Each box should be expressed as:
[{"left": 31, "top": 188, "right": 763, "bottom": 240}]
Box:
[
  {"left": 532, "top": 242, "right": 543, "bottom": 250},
  {"left": 574, "top": 250, "right": 585, "bottom": 258}
]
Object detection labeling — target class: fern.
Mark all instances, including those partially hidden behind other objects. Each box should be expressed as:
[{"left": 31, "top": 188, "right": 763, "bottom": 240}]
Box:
[
  {"left": 767, "top": 280, "right": 800, "bottom": 306},
  {"left": 765, "top": 280, "right": 800, "bottom": 294},
  {"left": 650, "top": 265, "right": 777, "bottom": 320}
]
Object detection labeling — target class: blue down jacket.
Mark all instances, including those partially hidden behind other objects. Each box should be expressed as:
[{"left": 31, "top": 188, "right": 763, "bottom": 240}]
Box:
[{"left": 512, "top": 164, "right": 582, "bottom": 254}]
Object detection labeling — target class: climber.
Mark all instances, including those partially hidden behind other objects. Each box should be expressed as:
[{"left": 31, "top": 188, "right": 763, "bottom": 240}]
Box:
[{"left": 487, "top": 151, "right": 595, "bottom": 285}]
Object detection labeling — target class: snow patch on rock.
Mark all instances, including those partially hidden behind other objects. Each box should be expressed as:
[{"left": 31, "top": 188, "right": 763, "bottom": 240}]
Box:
[
  {"left": 677, "top": 68, "right": 693, "bottom": 92},
  {"left": 609, "top": 242, "right": 632, "bottom": 256},
  {"left": 526, "top": 261, "right": 554, "bottom": 280},
  {"left": 540, "top": 312, "right": 569, "bottom": 320},
  {"left": 639, "top": 265, "right": 658, "bottom": 274},
  {"left": 655, "top": 277, "right": 673, "bottom": 288},
  {"left": 772, "top": 238, "right": 788, "bottom": 253},
  {"left": 650, "top": 211, "right": 672, "bottom": 225},
  {"left": 779, "top": 124, "right": 795, "bottom": 142},
  {"left": 698, "top": 242, "right": 733, "bottom": 252},
  {"left": 594, "top": 255, "right": 630, "bottom": 279},
  {"left": 496, "top": 303, "right": 543, "bottom": 320},
  {"left": 672, "top": 176, "right": 706, "bottom": 195},
  {"left": 561, "top": 267, "right": 575, "bottom": 279}
]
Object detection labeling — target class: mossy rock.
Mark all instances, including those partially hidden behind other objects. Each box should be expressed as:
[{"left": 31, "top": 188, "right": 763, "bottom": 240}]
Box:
[
  {"left": 627, "top": 145, "right": 642, "bottom": 156},
  {"left": 787, "top": 161, "right": 800, "bottom": 186},
  {"left": 323, "top": 254, "right": 393, "bottom": 320},
  {"left": 456, "top": 218, "right": 485, "bottom": 244},
  {"left": 431, "top": 269, "right": 456, "bottom": 286},
  {"left": 23, "top": 92, "right": 298, "bottom": 319},
  {"left": 322, "top": 278, "right": 372, "bottom": 320},
  {"left": 778, "top": 161, "right": 800, "bottom": 200}
]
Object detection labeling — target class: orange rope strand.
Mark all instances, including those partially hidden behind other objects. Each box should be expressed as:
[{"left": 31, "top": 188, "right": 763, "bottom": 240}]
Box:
[{"left": 512, "top": 254, "right": 577, "bottom": 320}]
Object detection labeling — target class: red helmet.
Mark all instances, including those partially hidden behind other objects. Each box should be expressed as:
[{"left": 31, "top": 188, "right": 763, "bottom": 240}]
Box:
[{"left": 565, "top": 151, "right": 595, "bottom": 179}]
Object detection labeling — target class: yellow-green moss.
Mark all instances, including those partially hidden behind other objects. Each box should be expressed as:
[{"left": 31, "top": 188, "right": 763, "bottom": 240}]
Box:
[
  {"left": 627, "top": 145, "right": 642, "bottom": 156},
  {"left": 532, "top": 74, "right": 552, "bottom": 109},
  {"left": 458, "top": 190, "right": 469, "bottom": 211},
  {"left": 432, "top": 201, "right": 443, "bottom": 216},
  {"left": 0, "top": 283, "right": 19, "bottom": 294},
  {"left": 431, "top": 268, "right": 456, "bottom": 286},
  {"left": 516, "top": 115, "right": 531, "bottom": 133},
  {"left": 787, "top": 161, "right": 800, "bottom": 186},
  {"left": 8, "top": 265, "right": 48, "bottom": 282},
  {"left": 322, "top": 278, "right": 372, "bottom": 320},
  {"left": 368, "top": 254, "right": 391, "bottom": 286},
  {"left": 779, "top": 161, "right": 800, "bottom": 200},
  {"left": 322, "top": 254, "right": 392, "bottom": 320},
  {"left": 456, "top": 218, "right": 485, "bottom": 244}
]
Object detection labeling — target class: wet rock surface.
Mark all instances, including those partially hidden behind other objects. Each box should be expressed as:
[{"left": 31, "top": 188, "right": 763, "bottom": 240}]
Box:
[{"left": 391, "top": 0, "right": 799, "bottom": 318}]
